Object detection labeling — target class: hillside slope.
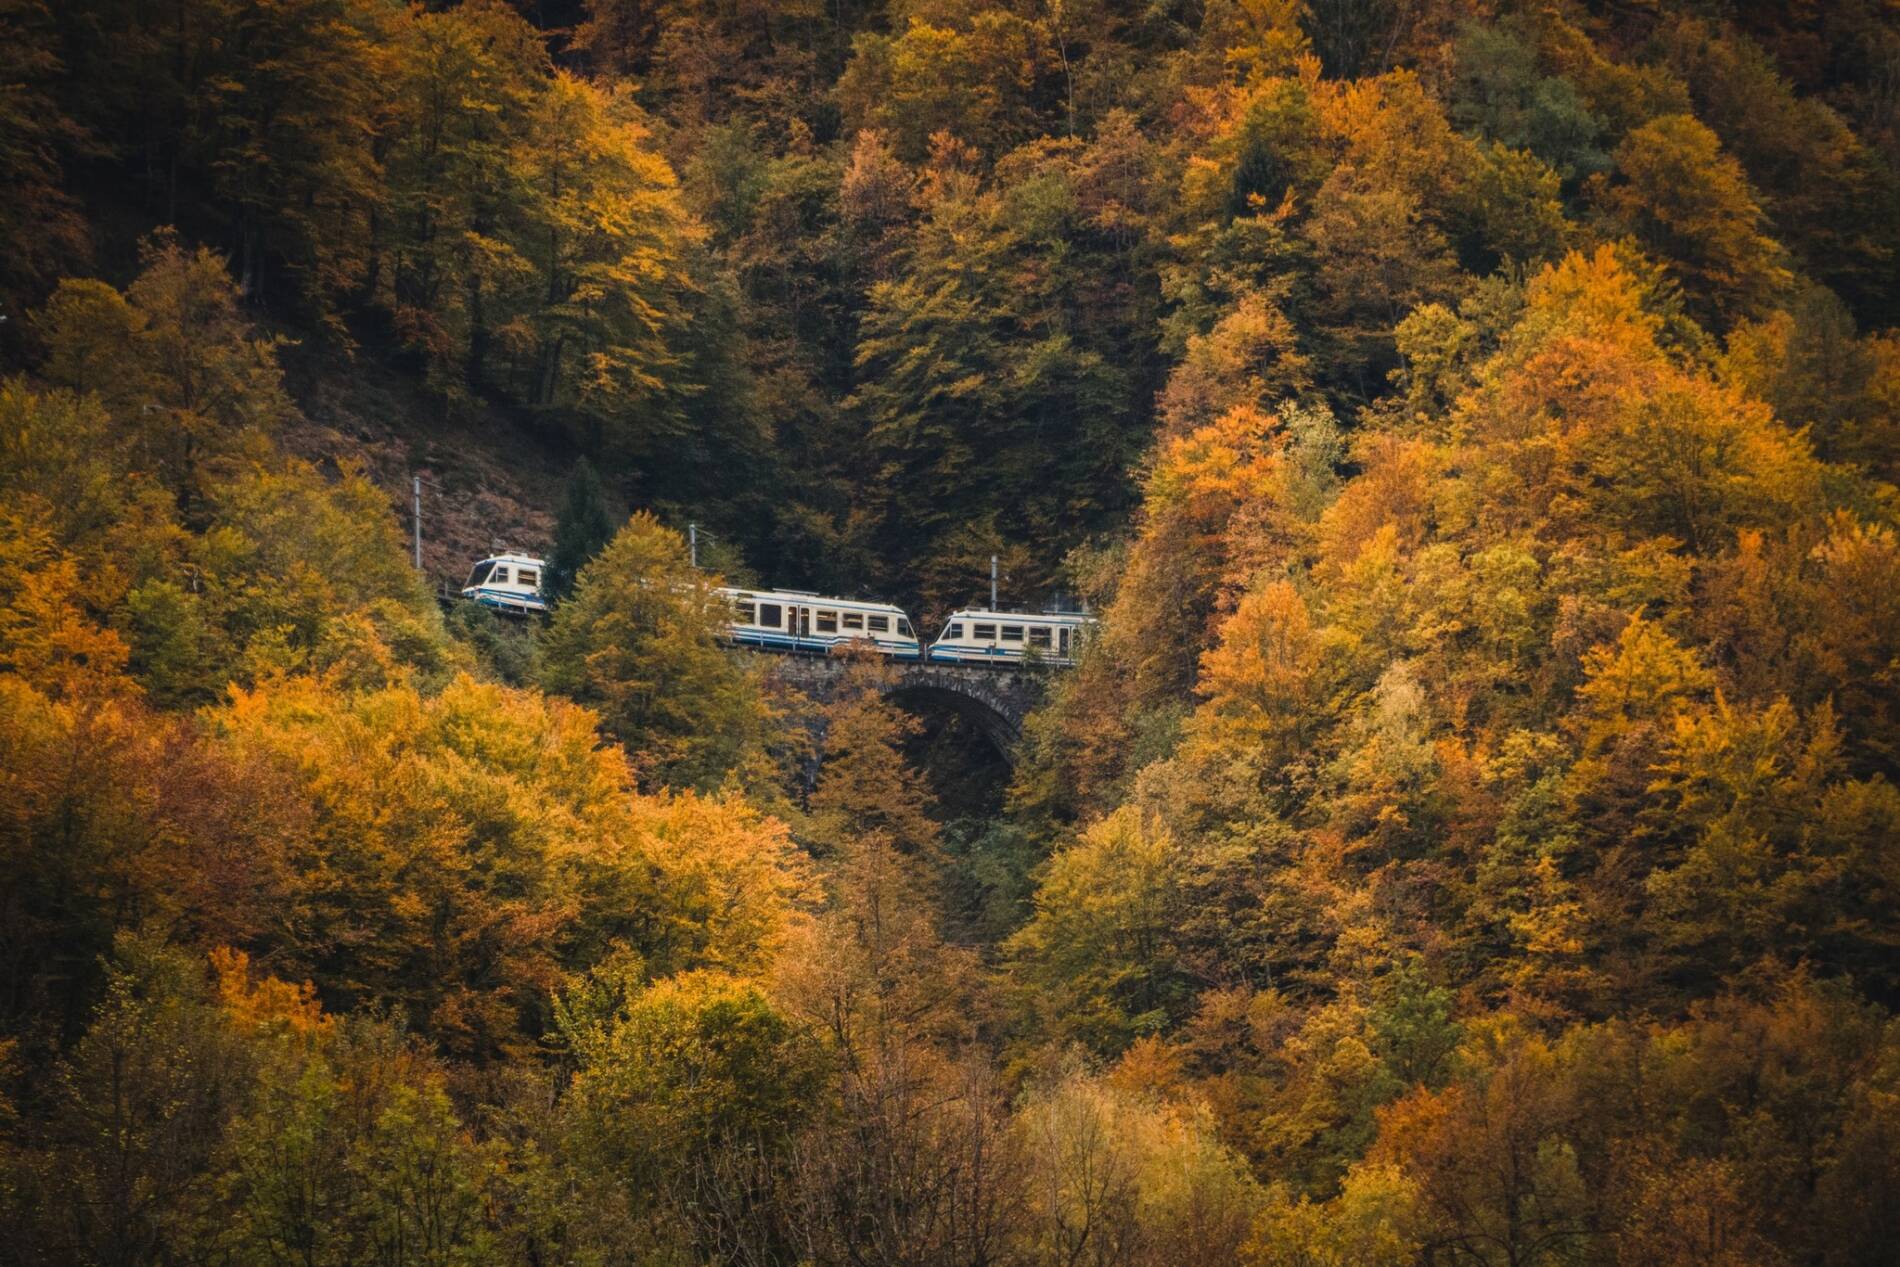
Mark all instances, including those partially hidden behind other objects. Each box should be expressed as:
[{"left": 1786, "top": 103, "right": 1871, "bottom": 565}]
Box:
[
  {"left": 7, "top": 2, "right": 1900, "bottom": 1264},
  {"left": 276, "top": 338, "right": 575, "bottom": 586}
]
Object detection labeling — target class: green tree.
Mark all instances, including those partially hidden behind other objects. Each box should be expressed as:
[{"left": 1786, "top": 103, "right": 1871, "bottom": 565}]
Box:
[
  {"left": 847, "top": 135, "right": 1152, "bottom": 608},
  {"left": 1447, "top": 18, "right": 1609, "bottom": 191},
  {"left": 559, "top": 967, "right": 823, "bottom": 1259},
  {"left": 36, "top": 234, "right": 287, "bottom": 518},
  {"left": 545, "top": 457, "right": 616, "bottom": 601},
  {"left": 1655, "top": 17, "right": 1898, "bottom": 324},
  {"left": 6, "top": 936, "right": 249, "bottom": 1263},
  {"left": 198, "top": 0, "right": 397, "bottom": 321},
  {"left": 1008, "top": 804, "right": 1189, "bottom": 1053},
  {"left": 540, "top": 511, "right": 774, "bottom": 791},
  {"left": 1721, "top": 285, "right": 1879, "bottom": 463}
]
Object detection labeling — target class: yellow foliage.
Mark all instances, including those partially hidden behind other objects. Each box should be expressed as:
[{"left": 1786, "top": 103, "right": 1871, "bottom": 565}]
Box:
[
  {"left": 1572, "top": 616, "right": 1716, "bottom": 747},
  {"left": 1311, "top": 71, "right": 1474, "bottom": 212},
  {"left": 1246, "top": 1163, "right": 1421, "bottom": 1267},
  {"left": 1316, "top": 433, "right": 1440, "bottom": 575},
  {"left": 1014, "top": 1068, "right": 1264, "bottom": 1267},
  {"left": 630, "top": 790, "right": 814, "bottom": 978},
  {"left": 0, "top": 506, "right": 134, "bottom": 700},
  {"left": 211, "top": 672, "right": 808, "bottom": 1056},
  {"left": 210, "top": 947, "right": 333, "bottom": 1042},
  {"left": 1457, "top": 246, "right": 1824, "bottom": 548},
  {"left": 1159, "top": 292, "right": 1312, "bottom": 437},
  {"left": 1145, "top": 403, "right": 1288, "bottom": 516},
  {"left": 1193, "top": 579, "right": 1322, "bottom": 756},
  {"left": 1599, "top": 114, "right": 1791, "bottom": 325},
  {"left": 521, "top": 73, "right": 701, "bottom": 418},
  {"left": 1200, "top": 0, "right": 1311, "bottom": 85},
  {"left": 1108, "top": 404, "right": 1298, "bottom": 705}
]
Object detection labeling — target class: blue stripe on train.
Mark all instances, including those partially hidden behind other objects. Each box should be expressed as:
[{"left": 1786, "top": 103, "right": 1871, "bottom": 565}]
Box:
[
  {"left": 469, "top": 587, "right": 549, "bottom": 613},
  {"left": 929, "top": 648, "right": 1019, "bottom": 664},
  {"left": 927, "top": 646, "right": 1073, "bottom": 665},
  {"left": 728, "top": 629, "right": 922, "bottom": 661}
]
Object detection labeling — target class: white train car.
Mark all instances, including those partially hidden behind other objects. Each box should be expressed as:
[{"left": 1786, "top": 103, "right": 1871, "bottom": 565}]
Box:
[
  {"left": 719, "top": 587, "right": 923, "bottom": 660},
  {"left": 928, "top": 608, "right": 1093, "bottom": 666},
  {"left": 461, "top": 553, "right": 550, "bottom": 616}
]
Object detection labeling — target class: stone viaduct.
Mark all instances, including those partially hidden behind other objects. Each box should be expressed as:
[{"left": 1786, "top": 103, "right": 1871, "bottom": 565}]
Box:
[{"left": 746, "top": 652, "right": 1051, "bottom": 756}]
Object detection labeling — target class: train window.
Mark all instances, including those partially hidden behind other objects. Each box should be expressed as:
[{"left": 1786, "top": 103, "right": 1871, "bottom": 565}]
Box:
[
  {"left": 897, "top": 619, "right": 912, "bottom": 637},
  {"left": 946, "top": 623, "right": 963, "bottom": 639},
  {"left": 516, "top": 568, "right": 539, "bottom": 589},
  {"left": 816, "top": 610, "right": 838, "bottom": 633},
  {"left": 465, "top": 561, "right": 495, "bottom": 588},
  {"left": 973, "top": 623, "right": 996, "bottom": 641},
  {"left": 758, "top": 603, "right": 782, "bottom": 628},
  {"left": 867, "top": 614, "right": 889, "bottom": 633},
  {"left": 1001, "top": 625, "right": 1024, "bottom": 642},
  {"left": 843, "top": 612, "right": 864, "bottom": 631},
  {"left": 735, "top": 601, "right": 756, "bottom": 624},
  {"left": 1029, "top": 627, "right": 1052, "bottom": 649}
]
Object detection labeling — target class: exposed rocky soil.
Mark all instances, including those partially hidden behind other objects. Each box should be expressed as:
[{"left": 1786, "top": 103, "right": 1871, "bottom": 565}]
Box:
[{"left": 276, "top": 338, "right": 574, "bottom": 590}]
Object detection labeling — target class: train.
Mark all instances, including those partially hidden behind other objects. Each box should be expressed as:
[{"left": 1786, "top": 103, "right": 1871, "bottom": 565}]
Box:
[
  {"left": 460, "top": 555, "right": 1091, "bottom": 666},
  {"left": 923, "top": 607, "right": 1091, "bottom": 665},
  {"left": 460, "top": 553, "right": 551, "bottom": 616},
  {"left": 718, "top": 588, "right": 1092, "bottom": 666},
  {"left": 720, "top": 588, "right": 923, "bottom": 659}
]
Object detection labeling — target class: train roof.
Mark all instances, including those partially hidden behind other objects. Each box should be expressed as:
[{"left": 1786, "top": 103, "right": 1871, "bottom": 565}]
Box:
[
  {"left": 716, "top": 586, "right": 913, "bottom": 615},
  {"left": 472, "top": 552, "right": 545, "bottom": 567},
  {"left": 941, "top": 607, "right": 1095, "bottom": 623}
]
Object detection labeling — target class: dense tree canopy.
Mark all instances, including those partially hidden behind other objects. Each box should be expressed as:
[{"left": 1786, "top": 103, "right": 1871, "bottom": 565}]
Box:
[{"left": 7, "top": 1, "right": 1900, "bottom": 1264}]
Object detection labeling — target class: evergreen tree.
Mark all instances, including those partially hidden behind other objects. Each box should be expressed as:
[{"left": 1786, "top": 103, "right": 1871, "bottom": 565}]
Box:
[{"left": 545, "top": 457, "right": 616, "bottom": 601}]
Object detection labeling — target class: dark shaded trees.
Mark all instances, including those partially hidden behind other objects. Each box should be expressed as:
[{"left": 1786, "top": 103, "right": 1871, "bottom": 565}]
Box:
[{"left": 545, "top": 457, "right": 615, "bottom": 601}]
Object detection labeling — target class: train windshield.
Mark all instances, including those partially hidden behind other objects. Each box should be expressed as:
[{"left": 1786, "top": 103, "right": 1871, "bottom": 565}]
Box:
[
  {"left": 897, "top": 618, "right": 912, "bottom": 637},
  {"left": 465, "top": 560, "right": 495, "bottom": 589}
]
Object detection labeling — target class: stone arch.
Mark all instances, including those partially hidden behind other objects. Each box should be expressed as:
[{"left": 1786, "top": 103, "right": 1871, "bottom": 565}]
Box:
[
  {"left": 743, "top": 651, "right": 1043, "bottom": 765},
  {"left": 886, "top": 681, "right": 1019, "bottom": 757}
]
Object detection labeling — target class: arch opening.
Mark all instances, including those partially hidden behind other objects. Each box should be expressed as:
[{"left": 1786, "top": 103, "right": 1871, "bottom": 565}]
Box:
[
  {"left": 887, "top": 683, "right": 1018, "bottom": 759},
  {"left": 886, "top": 684, "right": 1016, "bottom": 825}
]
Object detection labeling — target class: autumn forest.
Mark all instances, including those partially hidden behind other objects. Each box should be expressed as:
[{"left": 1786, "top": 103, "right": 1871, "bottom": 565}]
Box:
[{"left": 4, "top": 0, "right": 1900, "bottom": 1263}]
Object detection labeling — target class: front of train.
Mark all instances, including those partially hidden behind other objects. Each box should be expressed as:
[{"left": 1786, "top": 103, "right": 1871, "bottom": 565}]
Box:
[{"left": 461, "top": 553, "right": 550, "bottom": 616}]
